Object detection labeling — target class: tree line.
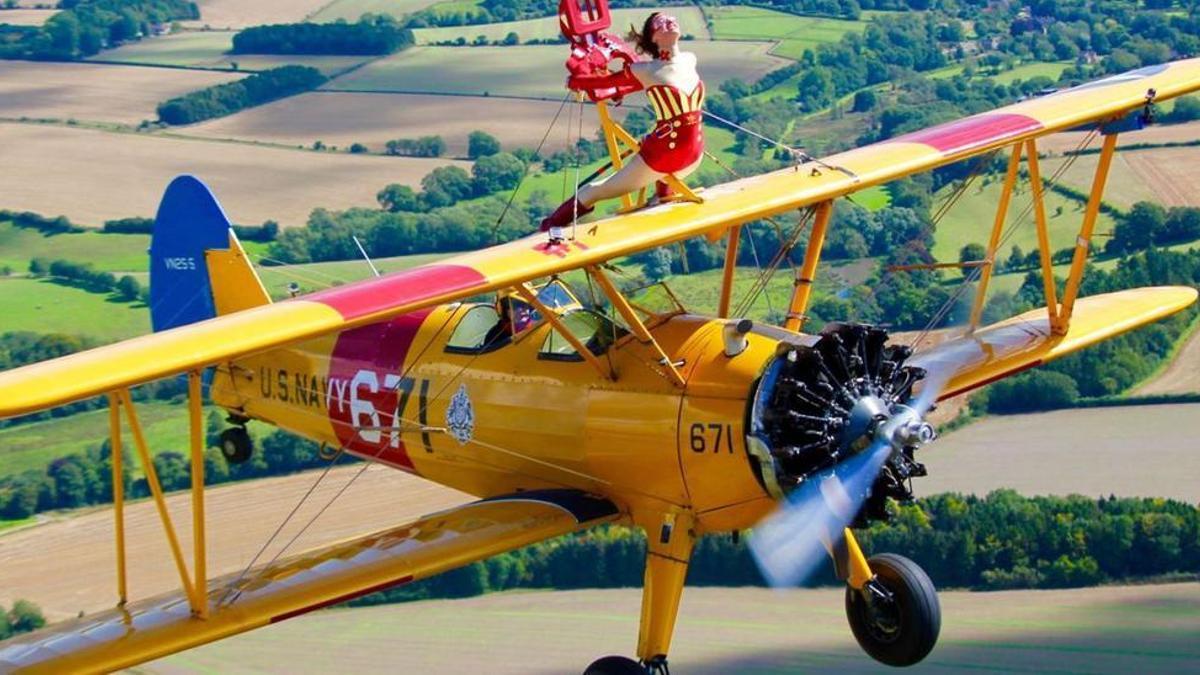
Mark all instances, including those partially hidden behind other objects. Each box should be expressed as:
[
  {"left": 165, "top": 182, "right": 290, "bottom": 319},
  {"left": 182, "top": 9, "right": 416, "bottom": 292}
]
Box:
[
  {"left": 27, "top": 258, "right": 145, "bottom": 303},
  {"left": 346, "top": 490, "right": 1200, "bottom": 607},
  {"left": 232, "top": 15, "right": 414, "bottom": 56},
  {"left": 0, "top": 411, "right": 331, "bottom": 520},
  {"left": 157, "top": 65, "right": 327, "bottom": 125},
  {"left": 102, "top": 216, "right": 280, "bottom": 242},
  {"left": 0, "top": 0, "right": 197, "bottom": 60}
]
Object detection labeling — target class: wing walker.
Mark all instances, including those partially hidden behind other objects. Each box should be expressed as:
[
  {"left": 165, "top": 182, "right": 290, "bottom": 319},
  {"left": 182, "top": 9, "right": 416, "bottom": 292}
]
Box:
[{"left": 1, "top": 32, "right": 1199, "bottom": 674}]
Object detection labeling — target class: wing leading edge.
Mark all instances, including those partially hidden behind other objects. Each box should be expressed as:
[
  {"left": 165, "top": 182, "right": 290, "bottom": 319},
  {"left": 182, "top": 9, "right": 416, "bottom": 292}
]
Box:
[
  {"left": 0, "top": 490, "right": 619, "bottom": 675},
  {"left": 3, "top": 60, "right": 1200, "bottom": 417}
]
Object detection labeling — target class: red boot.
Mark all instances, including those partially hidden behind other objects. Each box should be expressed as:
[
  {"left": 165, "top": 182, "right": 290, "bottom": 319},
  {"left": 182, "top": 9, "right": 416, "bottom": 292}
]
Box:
[
  {"left": 539, "top": 196, "right": 594, "bottom": 232},
  {"left": 655, "top": 180, "right": 676, "bottom": 203}
]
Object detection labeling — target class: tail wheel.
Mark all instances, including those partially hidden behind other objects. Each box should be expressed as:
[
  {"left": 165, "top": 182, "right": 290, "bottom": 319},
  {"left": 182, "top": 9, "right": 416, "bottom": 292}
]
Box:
[
  {"left": 583, "top": 656, "right": 646, "bottom": 675},
  {"left": 845, "top": 553, "right": 940, "bottom": 667},
  {"left": 219, "top": 427, "right": 253, "bottom": 465}
]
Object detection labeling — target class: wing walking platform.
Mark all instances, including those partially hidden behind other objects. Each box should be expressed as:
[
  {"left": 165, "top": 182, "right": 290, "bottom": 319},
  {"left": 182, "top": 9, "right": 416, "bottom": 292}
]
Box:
[{"left": 0, "top": 491, "right": 619, "bottom": 675}]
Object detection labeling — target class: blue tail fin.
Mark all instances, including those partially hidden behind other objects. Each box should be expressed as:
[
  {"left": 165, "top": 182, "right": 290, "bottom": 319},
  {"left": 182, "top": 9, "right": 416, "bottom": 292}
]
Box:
[{"left": 149, "top": 176, "right": 241, "bottom": 332}]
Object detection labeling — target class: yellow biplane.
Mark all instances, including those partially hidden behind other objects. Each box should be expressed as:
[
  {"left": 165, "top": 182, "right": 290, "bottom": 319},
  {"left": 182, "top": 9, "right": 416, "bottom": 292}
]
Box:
[{"left": 2, "top": 56, "right": 1199, "bottom": 674}]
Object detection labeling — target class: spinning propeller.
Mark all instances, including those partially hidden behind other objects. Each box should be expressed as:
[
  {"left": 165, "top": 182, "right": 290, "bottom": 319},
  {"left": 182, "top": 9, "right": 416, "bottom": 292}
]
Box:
[{"left": 747, "top": 324, "right": 965, "bottom": 588}]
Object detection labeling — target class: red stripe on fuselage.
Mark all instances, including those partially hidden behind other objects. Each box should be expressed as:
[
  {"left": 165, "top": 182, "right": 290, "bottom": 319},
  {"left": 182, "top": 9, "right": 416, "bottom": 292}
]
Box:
[
  {"left": 307, "top": 264, "right": 487, "bottom": 321},
  {"left": 327, "top": 309, "right": 434, "bottom": 471},
  {"left": 889, "top": 113, "right": 1042, "bottom": 155}
]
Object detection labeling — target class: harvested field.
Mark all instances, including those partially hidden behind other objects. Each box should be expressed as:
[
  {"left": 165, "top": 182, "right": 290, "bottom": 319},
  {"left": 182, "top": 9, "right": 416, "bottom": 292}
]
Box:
[
  {"left": 313, "top": 0, "right": 445, "bottom": 22},
  {"left": 187, "top": 92, "right": 610, "bottom": 157},
  {"left": 923, "top": 403, "right": 1200, "bottom": 502},
  {"left": 0, "top": 465, "right": 471, "bottom": 621},
  {"left": 0, "top": 61, "right": 241, "bottom": 125},
  {"left": 145, "top": 584, "right": 1200, "bottom": 674},
  {"left": 0, "top": 8, "right": 57, "bottom": 25},
  {"left": 183, "top": 0, "right": 331, "bottom": 29},
  {"left": 326, "top": 42, "right": 788, "bottom": 98},
  {"left": 1040, "top": 119, "right": 1200, "bottom": 155},
  {"left": 0, "top": 122, "right": 468, "bottom": 227},
  {"left": 1134, "top": 321, "right": 1200, "bottom": 396},
  {"left": 413, "top": 7, "right": 709, "bottom": 45},
  {"left": 94, "top": 31, "right": 371, "bottom": 74}
]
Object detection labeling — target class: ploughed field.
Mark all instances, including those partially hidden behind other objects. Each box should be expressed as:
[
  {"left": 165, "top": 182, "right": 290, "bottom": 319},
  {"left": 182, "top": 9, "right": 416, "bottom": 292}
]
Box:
[
  {"left": 923, "top": 403, "right": 1200, "bottom": 502},
  {"left": 142, "top": 584, "right": 1200, "bottom": 674},
  {"left": 0, "top": 122, "right": 468, "bottom": 227}
]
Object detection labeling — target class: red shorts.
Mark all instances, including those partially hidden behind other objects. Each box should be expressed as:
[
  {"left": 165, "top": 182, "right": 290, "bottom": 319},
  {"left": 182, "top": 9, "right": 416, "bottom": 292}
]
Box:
[{"left": 640, "top": 114, "right": 704, "bottom": 174}]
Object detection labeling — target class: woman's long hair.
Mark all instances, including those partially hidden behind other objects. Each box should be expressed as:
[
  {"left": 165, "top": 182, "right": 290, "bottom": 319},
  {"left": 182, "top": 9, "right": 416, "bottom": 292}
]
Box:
[{"left": 627, "top": 12, "right": 660, "bottom": 57}]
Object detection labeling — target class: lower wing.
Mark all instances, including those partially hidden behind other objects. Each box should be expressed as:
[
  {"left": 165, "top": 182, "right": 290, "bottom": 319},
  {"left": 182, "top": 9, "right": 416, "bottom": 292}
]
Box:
[{"left": 0, "top": 490, "right": 619, "bottom": 675}]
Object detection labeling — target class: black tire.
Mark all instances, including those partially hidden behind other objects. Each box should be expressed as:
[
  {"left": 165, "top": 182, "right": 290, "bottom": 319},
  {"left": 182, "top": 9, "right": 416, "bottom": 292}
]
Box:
[
  {"left": 583, "top": 655, "right": 645, "bottom": 675},
  {"left": 219, "top": 427, "right": 253, "bottom": 465},
  {"left": 845, "top": 553, "right": 941, "bottom": 667}
]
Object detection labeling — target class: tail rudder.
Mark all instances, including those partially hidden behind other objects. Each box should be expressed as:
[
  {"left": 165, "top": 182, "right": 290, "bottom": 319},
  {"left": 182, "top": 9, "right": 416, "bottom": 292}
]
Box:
[{"left": 149, "top": 176, "right": 270, "bottom": 333}]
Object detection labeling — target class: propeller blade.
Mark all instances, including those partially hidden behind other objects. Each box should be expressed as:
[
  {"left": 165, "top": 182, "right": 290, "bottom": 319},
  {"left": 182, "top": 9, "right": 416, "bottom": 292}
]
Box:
[
  {"left": 749, "top": 439, "right": 891, "bottom": 588},
  {"left": 749, "top": 346, "right": 967, "bottom": 588}
]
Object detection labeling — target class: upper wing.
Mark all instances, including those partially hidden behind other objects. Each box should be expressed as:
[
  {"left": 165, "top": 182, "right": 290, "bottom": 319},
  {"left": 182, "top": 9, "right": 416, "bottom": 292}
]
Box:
[
  {"left": 0, "top": 490, "right": 618, "bottom": 675},
  {"left": 908, "top": 286, "right": 1199, "bottom": 400},
  {"left": 3, "top": 60, "right": 1200, "bottom": 417}
]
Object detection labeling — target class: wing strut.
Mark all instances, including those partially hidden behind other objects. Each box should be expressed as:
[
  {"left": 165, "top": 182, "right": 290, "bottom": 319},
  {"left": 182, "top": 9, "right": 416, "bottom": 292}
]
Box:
[
  {"left": 1058, "top": 132, "right": 1119, "bottom": 333},
  {"left": 107, "top": 373, "right": 210, "bottom": 618},
  {"left": 783, "top": 201, "right": 834, "bottom": 332},
  {"left": 587, "top": 265, "right": 686, "bottom": 387}
]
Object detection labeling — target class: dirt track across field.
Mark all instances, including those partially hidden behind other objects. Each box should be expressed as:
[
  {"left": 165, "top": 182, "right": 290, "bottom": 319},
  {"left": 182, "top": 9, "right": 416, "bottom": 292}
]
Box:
[
  {"left": 0, "top": 465, "right": 470, "bottom": 621},
  {"left": 140, "top": 584, "right": 1200, "bottom": 674}
]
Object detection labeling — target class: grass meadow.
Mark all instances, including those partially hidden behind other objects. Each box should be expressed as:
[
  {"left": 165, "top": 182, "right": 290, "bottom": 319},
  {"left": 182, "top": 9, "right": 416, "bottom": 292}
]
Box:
[
  {"left": 325, "top": 42, "right": 787, "bottom": 98},
  {"left": 183, "top": 0, "right": 333, "bottom": 29},
  {"left": 0, "top": 223, "right": 149, "bottom": 273},
  {"left": 706, "top": 5, "right": 868, "bottom": 60},
  {"left": 413, "top": 7, "right": 709, "bottom": 45},
  {"left": 311, "top": 0, "right": 447, "bottom": 22},
  {"left": 93, "top": 31, "right": 372, "bottom": 74},
  {"left": 0, "top": 278, "right": 148, "bottom": 341}
]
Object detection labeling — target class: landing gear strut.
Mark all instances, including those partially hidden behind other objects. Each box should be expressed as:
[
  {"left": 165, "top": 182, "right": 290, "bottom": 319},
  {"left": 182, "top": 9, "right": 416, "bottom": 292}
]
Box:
[{"left": 845, "top": 553, "right": 940, "bottom": 667}]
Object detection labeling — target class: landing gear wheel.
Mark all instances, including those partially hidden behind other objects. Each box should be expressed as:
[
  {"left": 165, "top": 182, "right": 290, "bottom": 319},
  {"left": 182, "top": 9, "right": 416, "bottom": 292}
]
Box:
[
  {"left": 219, "top": 427, "right": 253, "bottom": 465},
  {"left": 845, "top": 553, "right": 940, "bottom": 667},
  {"left": 583, "top": 655, "right": 646, "bottom": 675}
]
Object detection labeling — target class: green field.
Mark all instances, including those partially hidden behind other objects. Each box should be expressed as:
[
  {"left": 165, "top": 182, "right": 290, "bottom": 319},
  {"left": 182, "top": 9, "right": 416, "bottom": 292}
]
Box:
[
  {"left": 656, "top": 258, "right": 874, "bottom": 321},
  {"left": 324, "top": 41, "right": 784, "bottom": 97},
  {"left": 0, "top": 222, "right": 149, "bottom": 273},
  {"left": 93, "top": 31, "right": 372, "bottom": 74},
  {"left": 311, "top": 0, "right": 445, "bottom": 22},
  {"left": 253, "top": 252, "right": 455, "bottom": 296},
  {"left": 930, "top": 175, "right": 1116, "bottom": 263},
  {"left": 0, "top": 401, "right": 190, "bottom": 476},
  {"left": 983, "top": 60, "right": 1072, "bottom": 85},
  {"left": 706, "top": 6, "right": 868, "bottom": 60},
  {"left": 414, "top": 7, "right": 708, "bottom": 45},
  {"left": 0, "top": 278, "right": 149, "bottom": 342},
  {"left": 148, "top": 585, "right": 1200, "bottom": 674}
]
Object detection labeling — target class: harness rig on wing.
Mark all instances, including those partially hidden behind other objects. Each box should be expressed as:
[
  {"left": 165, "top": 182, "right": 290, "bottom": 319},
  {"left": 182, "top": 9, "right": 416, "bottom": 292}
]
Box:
[{"left": 557, "top": 0, "right": 704, "bottom": 211}]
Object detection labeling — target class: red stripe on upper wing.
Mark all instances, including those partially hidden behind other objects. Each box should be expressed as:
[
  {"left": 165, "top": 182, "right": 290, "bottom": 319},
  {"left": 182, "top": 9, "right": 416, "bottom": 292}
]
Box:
[
  {"left": 889, "top": 113, "right": 1042, "bottom": 155},
  {"left": 308, "top": 264, "right": 487, "bottom": 321}
]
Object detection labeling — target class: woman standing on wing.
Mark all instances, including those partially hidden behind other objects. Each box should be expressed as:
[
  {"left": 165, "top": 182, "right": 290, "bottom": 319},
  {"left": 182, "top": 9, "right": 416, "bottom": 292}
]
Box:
[{"left": 540, "top": 12, "right": 706, "bottom": 234}]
